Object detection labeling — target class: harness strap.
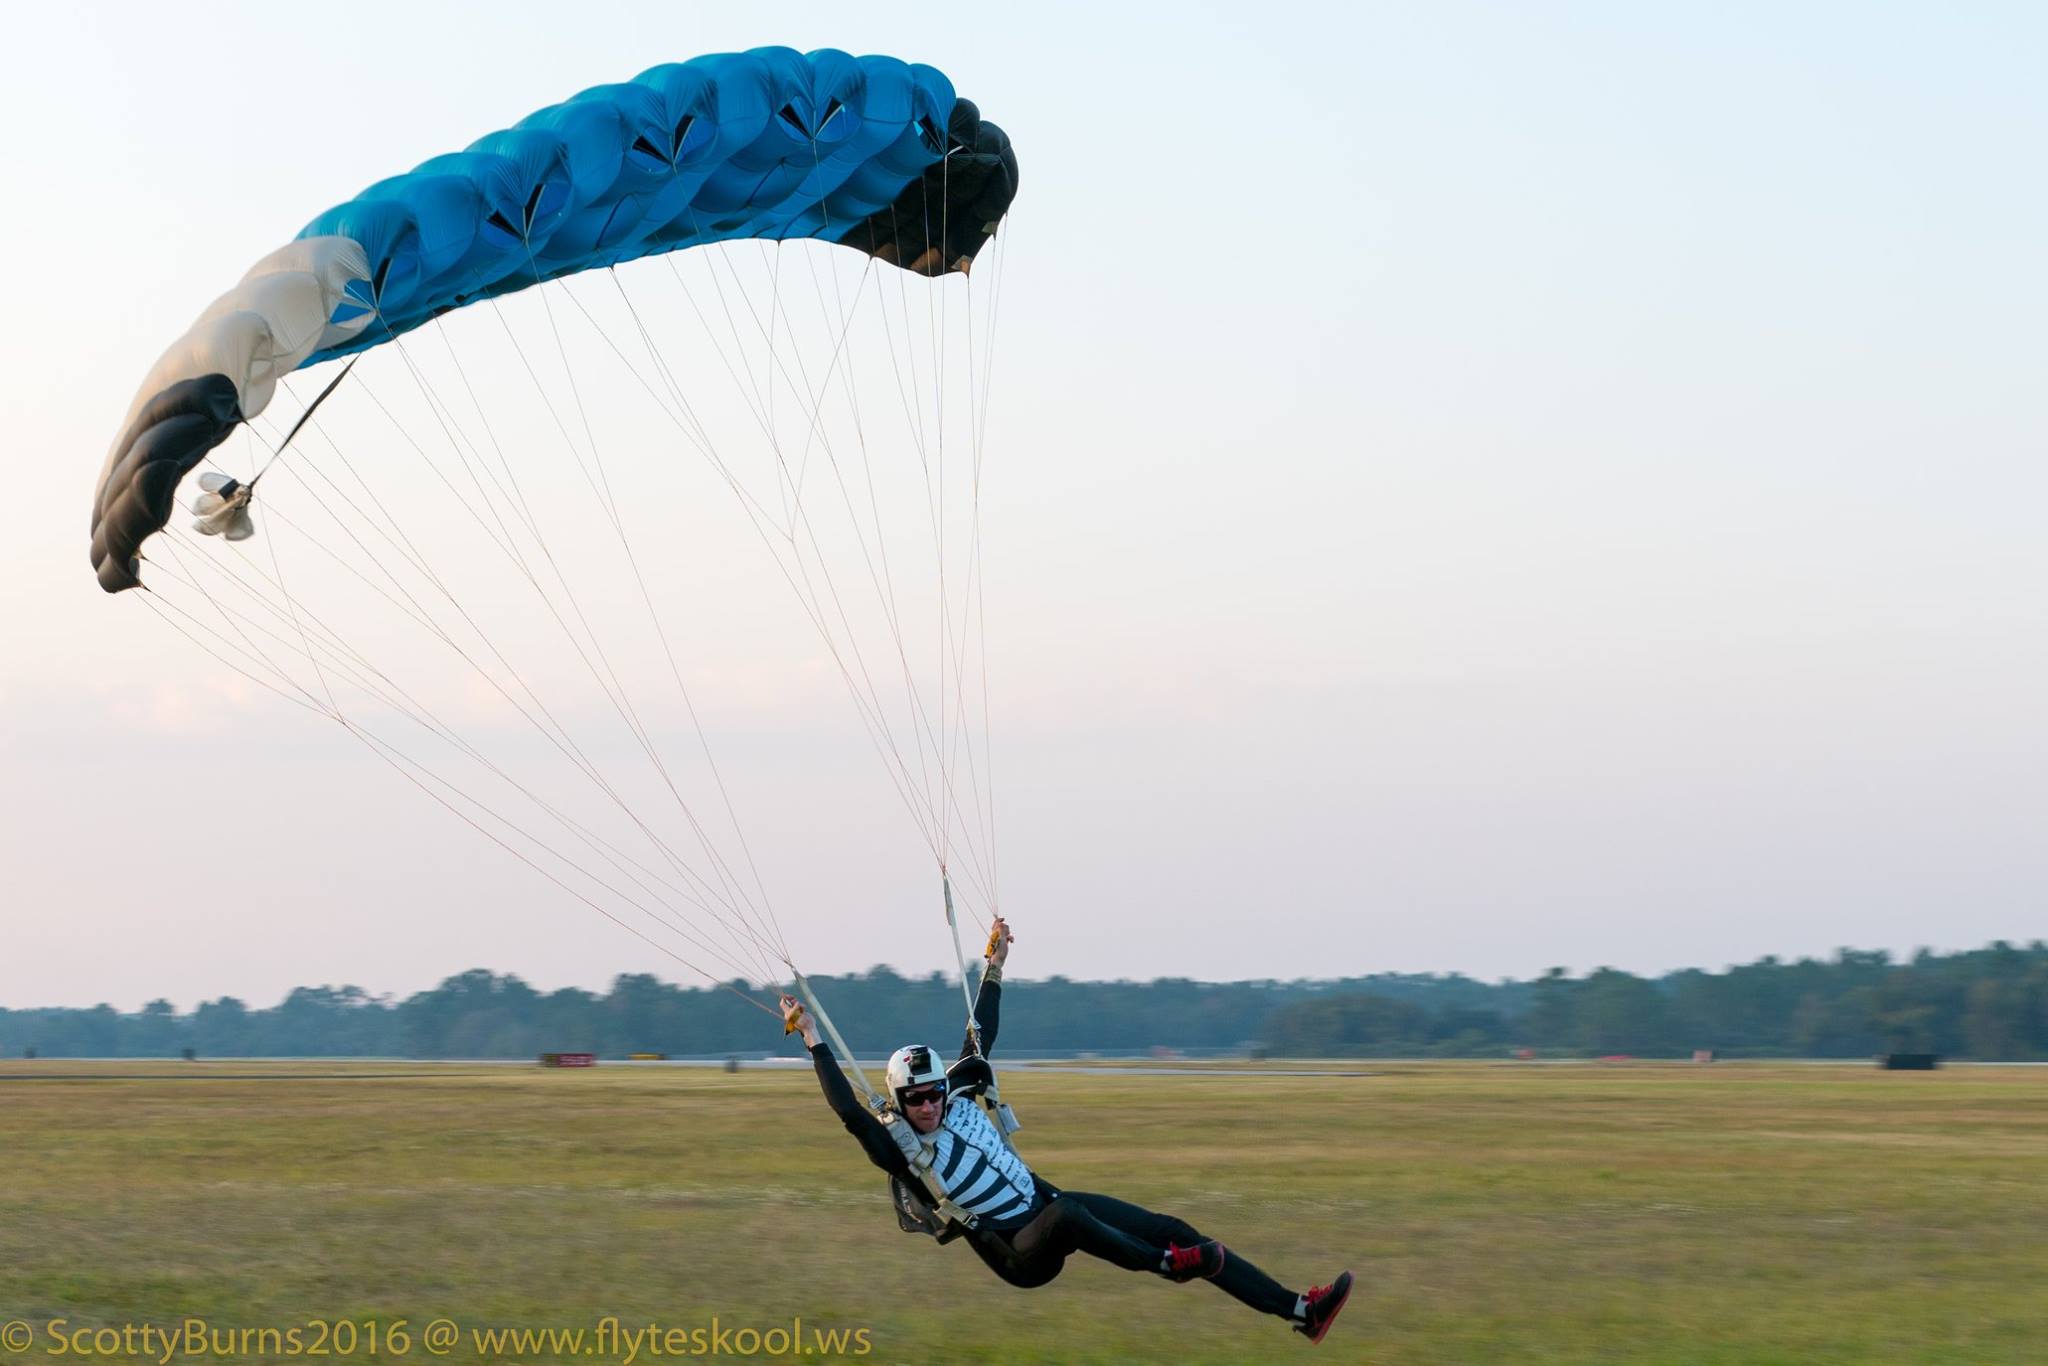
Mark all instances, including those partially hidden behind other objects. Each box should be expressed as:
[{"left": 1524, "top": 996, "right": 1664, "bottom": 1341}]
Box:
[{"left": 899, "top": 1126, "right": 981, "bottom": 1230}]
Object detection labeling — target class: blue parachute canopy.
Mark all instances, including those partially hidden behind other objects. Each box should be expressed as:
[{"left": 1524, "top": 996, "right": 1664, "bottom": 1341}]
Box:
[
  {"left": 90, "top": 46, "right": 1016, "bottom": 592},
  {"left": 296, "top": 48, "right": 1015, "bottom": 363}
]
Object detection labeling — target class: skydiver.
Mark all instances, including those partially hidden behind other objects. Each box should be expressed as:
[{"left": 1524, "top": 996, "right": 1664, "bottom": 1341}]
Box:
[{"left": 779, "top": 917, "right": 1353, "bottom": 1346}]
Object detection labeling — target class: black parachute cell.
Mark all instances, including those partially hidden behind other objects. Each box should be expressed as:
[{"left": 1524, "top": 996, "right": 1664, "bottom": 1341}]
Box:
[
  {"left": 837, "top": 102, "right": 1017, "bottom": 275},
  {"left": 91, "top": 375, "right": 243, "bottom": 592}
]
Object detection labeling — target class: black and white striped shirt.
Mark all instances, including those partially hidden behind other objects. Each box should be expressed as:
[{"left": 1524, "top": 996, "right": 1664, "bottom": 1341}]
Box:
[{"left": 929, "top": 1094, "right": 1037, "bottom": 1226}]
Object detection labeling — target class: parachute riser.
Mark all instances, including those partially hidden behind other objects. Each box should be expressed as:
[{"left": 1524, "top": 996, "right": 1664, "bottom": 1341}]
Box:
[
  {"left": 791, "top": 970, "right": 885, "bottom": 1112},
  {"left": 940, "top": 873, "right": 1019, "bottom": 1135},
  {"left": 976, "top": 1073, "right": 1022, "bottom": 1137},
  {"left": 941, "top": 871, "right": 983, "bottom": 1056}
]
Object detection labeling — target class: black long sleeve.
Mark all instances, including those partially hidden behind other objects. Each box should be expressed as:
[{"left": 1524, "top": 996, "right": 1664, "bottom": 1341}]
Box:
[
  {"left": 810, "top": 1041, "right": 911, "bottom": 1179},
  {"left": 960, "top": 976, "right": 1001, "bottom": 1059}
]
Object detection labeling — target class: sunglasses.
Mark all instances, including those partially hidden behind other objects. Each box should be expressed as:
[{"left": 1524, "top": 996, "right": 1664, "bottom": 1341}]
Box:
[{"left": 901, "top": 1085, "right": 948, "bottom": 1107}]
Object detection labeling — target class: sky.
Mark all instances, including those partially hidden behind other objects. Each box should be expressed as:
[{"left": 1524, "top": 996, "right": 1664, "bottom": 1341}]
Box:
[{"left": 1, "top": 2, "right": 2043, "bottom": 1012}]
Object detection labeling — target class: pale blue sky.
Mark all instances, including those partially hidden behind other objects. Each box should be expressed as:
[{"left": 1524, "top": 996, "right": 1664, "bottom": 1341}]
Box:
[{"left": 1, "top": 3, "right": 2043, "bottom": 1010}]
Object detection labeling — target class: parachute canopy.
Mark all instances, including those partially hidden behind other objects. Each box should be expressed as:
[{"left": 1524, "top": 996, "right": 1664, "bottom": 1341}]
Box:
[{"left": 90, "top": 47, "right": 1016, "bottom": 594}]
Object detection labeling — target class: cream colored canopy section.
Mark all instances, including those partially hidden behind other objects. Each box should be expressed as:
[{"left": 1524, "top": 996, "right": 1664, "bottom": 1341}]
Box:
[{"left": 90, "top": 236, "right": 371, "bottom": 592}]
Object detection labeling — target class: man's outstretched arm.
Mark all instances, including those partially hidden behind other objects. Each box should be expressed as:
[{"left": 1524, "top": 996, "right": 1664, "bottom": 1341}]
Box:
[
  {"left": 960, "top": 915, "right": 1013, "bottom": 1059},
  {"left": 783, "top": 996, "right": 912, "bottom": 1179}
]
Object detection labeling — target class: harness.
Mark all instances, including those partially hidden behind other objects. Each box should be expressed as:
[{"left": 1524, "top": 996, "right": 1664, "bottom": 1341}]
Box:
[
  {"left": 891, "top": 1173, "right": 972, "bottom": 1242},
  {"left": 888, "top": 1068, "right": 1025, "bottom": 1239}
]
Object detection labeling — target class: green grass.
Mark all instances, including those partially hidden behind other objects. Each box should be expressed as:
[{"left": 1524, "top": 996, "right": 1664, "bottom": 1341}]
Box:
[{"left": 1, "top": 1060, "right": 2044, "bottom": 1363}]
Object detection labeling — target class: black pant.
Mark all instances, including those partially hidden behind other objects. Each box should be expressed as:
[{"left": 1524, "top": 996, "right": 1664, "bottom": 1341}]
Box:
[{"left": 970, "top": 1190, "right": 1298, "bottom": 1318}]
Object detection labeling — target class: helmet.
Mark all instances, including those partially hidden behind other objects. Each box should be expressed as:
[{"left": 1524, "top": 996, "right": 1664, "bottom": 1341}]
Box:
[{"left": 886, "top": 1044, "right": 948, "bottom": 1109}]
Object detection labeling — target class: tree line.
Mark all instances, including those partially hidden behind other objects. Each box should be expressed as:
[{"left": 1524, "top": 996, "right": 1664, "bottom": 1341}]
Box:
[{"left": 5, "top": 941, "right": 2046, "bottom": 1060}]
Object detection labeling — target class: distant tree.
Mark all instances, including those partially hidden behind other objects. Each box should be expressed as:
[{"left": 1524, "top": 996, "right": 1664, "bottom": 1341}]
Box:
[
  {"left": 1963, "top": 979, "right": 2028, "bottom": 1061},
  {"left": 133, "top": 999, "right": 180, "bottom": 1057},
  {"left": 1577, "top": 968, "right": 1670, "bottom": 1055},
  {"left": 193, "top": 997, "right": 251, "bottom": 1056},
  {"left": 1527, "top": 968, "right": 1576, "bottom": 1049},
  {"left": 11, "top": 939, "right": 2048, "bottom": 1060},
  {"left": 1267, "top": 994, "right": 1437, "bottom": 1056}
]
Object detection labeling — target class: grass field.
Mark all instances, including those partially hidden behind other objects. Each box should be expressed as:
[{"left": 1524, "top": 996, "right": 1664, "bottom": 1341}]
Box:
[{"left": 2, "top": 1059, "right": 2045, "bottom": 1364}]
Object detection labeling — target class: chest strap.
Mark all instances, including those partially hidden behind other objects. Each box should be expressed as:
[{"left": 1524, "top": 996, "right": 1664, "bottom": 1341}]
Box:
[{"left": 905, "top": 1136, "right": 982, "bottom": 1229}]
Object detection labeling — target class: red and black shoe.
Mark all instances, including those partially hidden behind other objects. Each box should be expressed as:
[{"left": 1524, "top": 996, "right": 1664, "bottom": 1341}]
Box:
[
  {"left": 1294, "top": 1270, "right": 1353, "bottom": 1345},
  {"left": 1158, "top": 1240, "right": 1228, "bottom": 1282}
]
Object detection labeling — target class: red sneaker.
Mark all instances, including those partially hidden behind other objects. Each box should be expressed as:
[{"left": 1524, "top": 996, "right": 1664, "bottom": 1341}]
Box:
[
  {"left": 1159, "top": 1240, "right": 1228, "bottom": 1282},
  {"left": 1294, "top": 1270, "right": 1353, "bottom": 1345}
]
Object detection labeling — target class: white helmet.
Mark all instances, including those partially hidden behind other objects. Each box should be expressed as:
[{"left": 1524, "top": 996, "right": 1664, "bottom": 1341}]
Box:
[{"left": 885, "top": 1044, "right": 948, "bottom": 1109}]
